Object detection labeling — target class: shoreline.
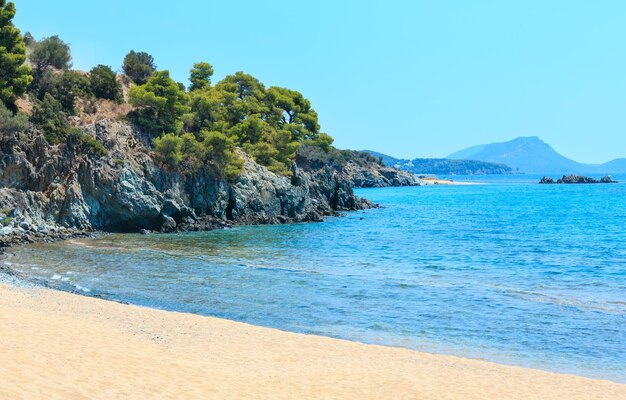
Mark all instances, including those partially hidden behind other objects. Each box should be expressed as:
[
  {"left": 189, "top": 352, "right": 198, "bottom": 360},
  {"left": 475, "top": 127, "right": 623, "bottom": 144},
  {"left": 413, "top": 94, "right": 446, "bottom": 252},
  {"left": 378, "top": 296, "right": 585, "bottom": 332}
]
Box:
[
  {"left": 420, "top": 177, "right": 483, "bottom": 185},
  {"left": 0, "top": 281, "right": 624, "bottom": 399}
]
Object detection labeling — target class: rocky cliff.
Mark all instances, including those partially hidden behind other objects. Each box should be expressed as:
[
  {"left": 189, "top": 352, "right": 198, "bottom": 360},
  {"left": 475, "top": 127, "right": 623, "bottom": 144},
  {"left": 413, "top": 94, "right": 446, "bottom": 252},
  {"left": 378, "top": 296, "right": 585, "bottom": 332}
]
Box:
[
  {"left": 296, "top": 145, "right": 422, "bottom": 188},
  {"left": 0, "top": 120, "right": 374, "bottom": 245}
]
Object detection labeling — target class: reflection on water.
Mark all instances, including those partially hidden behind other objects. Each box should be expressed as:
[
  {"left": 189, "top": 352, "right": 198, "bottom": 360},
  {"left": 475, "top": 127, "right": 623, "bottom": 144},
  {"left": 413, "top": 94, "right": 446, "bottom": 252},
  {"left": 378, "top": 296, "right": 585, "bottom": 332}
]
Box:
[{"left": 6, "top": 176, "right": 626, "bottom": 382}]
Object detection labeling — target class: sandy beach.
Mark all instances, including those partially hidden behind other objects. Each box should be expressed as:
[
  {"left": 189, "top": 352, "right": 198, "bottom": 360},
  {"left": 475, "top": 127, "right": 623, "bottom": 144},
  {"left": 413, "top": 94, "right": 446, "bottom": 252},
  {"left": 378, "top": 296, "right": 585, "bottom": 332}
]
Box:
[
  {"left": 0, "top": 283, "right": 624, "bottom": 399},
  {"left": 420, "top": 177, "right": 482, "bottom": 185}
]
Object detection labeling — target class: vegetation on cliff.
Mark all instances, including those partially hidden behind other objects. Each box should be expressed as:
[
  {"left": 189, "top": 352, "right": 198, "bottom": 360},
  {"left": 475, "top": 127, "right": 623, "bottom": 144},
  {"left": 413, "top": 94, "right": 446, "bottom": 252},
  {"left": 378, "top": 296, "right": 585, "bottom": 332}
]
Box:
[
  {"left": 0, "top": 1, "right": 335, "bottom": 181},
  {"left": 0, "top": 0, "right": 32, "bottom": 112}
]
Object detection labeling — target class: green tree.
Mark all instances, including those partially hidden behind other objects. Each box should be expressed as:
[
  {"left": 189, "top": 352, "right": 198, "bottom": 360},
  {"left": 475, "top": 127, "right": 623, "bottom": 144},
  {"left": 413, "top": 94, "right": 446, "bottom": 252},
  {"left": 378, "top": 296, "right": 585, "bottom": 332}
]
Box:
[
  {"left": 242, "top": 141, "right": 278, "bottom": 167},
  {"left": 89, "top": 64, "right": 121, "bottom": 102},
  {"left": 0, "top": 0, "right": 32, "bottom": 112},
  {"left": 214, "top": 72, "right": 268, "bottom": 127},
  {"left": 201, "top": 130, "right": 243, "bottom": 180},
  {"left": 22, "top": 31, "right": 33, "bottom": 46},
  {"left": 29, "top": 35, "right": 72, "bottom": 80},
  {"left": 153, "top": 133, "right": 183, "bottom": 167},
  {"left": 307, "top": 132, "right": 334, "bottom": 152},
  {"left": 185, "top": 71, "right": 330, "bottom": 174},
  {"left": 29, "top": 94, "right": 107, "bottom": 156},
  {"left": 35, "top": 70, "right": 91, "bottom": 114},
  {"left": 267, "top": 86, "right": 320, "bottom": 141},
  {"left": 122, "top": 50, "right": 156, "bottom": 85},
  {"left": 129, "top": 70, "right": 190, "bottom": 135},
  {"left": 189, "top": 62, "right": 214, "bottom": 91},
  {"left": 30, "top": 93, "right": 69, "bottom": 143},
  {"left": 227, "top": 114, "right": 268, "bottom": 145},
  {"left": 188, "top": 86, "right": 229, "bottom": 132},
  {"left": 179, "top": 132, "right": 205, "bottom": 171}
]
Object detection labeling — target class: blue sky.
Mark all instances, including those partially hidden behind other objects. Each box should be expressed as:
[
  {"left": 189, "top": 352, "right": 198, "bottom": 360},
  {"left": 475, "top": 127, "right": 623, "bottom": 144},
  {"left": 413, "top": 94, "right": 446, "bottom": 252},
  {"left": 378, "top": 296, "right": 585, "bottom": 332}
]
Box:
[{"left": 15, "top": 1, "right": 626, "bottom": 163}]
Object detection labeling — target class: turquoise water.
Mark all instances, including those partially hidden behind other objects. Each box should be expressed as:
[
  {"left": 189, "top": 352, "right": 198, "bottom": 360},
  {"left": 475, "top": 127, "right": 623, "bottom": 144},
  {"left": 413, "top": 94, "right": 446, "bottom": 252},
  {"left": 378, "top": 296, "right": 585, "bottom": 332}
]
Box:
[{"left": 6, "top": 175, "right": 626, "bottom": 382}]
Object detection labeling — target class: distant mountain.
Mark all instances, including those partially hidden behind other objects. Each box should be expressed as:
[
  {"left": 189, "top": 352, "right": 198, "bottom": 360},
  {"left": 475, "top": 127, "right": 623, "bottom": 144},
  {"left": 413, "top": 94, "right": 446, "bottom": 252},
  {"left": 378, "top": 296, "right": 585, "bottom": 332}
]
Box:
[
  {"left": 447, "top": 137, "right": 626, "bottom": 174},
  {"left": 363, "top": 151, "right": 512, "bottom": 175},
  {"left": 445, "top": 144, "right": 488, "bottom": 160},
  {"left": 600, "top": 158, "right": 626, "bottom": 173}
]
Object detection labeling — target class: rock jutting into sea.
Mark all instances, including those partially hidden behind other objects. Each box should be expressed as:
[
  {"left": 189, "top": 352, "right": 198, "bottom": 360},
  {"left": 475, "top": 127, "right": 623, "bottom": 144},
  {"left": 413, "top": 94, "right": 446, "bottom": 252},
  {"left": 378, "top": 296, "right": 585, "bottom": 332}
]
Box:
[
  {"left": 539, "top": 174, "right": 617, "bottom": 184},
  {"left": 0, "top": 119, "right": 419, "bottom": 246}
]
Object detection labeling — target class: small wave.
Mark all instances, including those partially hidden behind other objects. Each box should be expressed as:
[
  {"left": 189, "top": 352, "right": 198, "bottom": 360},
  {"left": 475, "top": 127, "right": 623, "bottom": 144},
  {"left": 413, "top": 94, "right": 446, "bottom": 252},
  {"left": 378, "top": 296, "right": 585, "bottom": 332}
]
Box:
[
  {"left": 498, "top": 286, "right": 626, "bottom": 315},
  {"left": 51, "top": 274, "right": 62, "bottom": 280},
  {"left": 72, "top": 284, "right": 90, "bottom": 293}
]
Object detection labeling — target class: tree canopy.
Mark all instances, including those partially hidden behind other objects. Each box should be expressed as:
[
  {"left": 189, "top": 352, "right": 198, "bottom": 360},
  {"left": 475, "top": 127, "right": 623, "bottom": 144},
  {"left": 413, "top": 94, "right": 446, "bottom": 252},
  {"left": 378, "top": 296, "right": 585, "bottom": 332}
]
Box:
[
  {"left": 4, "top": 0, "right": 336, "bottom": 179},
  {"left": 129, "top": 70, "right": 190, "bottom": 135},
  {"left": 89, "top": 64, "right": 121, "bottom": 102},
  {"left": 0, "top": 0, "right": 32, "bottom": 112},
  {"left": 34, "top": 69, "right": 91, "bottom": 114},
  {"left": 29, "top": 35, "right": 72, "bottom": 78},
  {"left": 123, "top": 50, "right": 156, "bottom": 85},
  {"left": 189, "top": 62, "right": 214, "bottom": 91},
  {"left": 136, "top": 68, "right": 331, "bottom": 177}
]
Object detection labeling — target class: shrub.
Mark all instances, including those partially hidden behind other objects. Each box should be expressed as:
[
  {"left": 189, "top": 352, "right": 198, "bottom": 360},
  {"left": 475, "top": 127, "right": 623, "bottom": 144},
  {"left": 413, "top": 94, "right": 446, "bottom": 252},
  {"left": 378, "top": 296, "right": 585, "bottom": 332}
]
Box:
[
  {"left": 0, "top": 100, "right": 28, "bottom": 134},
  {"left": 66, "top": 128, "right": 108, "bottom": 157},
  {"left": 30, "top": 95, "right": 107, "bottom": 157}
]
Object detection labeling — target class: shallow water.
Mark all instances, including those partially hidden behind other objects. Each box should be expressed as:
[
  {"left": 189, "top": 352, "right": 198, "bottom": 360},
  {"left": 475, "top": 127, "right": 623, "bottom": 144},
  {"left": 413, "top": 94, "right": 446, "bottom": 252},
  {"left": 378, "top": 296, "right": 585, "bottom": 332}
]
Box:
[{"left": 7, "top": 174, "right": 626, "bottom": 382}]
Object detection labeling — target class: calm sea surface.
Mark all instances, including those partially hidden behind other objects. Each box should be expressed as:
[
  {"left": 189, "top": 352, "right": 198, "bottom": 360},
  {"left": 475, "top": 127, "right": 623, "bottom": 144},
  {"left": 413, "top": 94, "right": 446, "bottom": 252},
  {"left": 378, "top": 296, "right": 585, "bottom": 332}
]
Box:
[{"left": 5, "top": 174, "right": 626, "bottom": 382}]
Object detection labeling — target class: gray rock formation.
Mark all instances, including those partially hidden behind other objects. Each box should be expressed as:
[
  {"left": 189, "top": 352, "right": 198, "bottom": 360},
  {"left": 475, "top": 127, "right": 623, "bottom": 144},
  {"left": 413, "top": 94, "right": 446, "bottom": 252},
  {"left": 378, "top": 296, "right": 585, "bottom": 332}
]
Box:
[
  {"left": 340, "top": 161, "right": 422, "bottom": 188},
  {"left": 295, "top": 145, "right": 422, "bottom": 188},
  {"left": 0, "top": 119, "right": 373, "bottom": 241},
  {"left": 539, "top": 174, "right": 618, "bottom": 184}
]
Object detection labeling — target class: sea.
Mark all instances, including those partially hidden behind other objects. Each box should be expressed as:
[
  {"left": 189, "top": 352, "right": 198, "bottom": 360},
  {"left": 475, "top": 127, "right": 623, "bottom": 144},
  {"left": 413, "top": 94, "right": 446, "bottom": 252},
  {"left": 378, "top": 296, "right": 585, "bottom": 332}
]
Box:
[{"left": 4, "top": 173, "right": 626, "bottom": 382}]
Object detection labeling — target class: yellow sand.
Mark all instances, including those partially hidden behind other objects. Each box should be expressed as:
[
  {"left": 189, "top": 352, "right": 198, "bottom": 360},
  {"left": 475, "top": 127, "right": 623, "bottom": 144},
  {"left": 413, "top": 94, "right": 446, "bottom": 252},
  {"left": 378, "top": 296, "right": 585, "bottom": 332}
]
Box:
[
  {"left": 421, "top": 177, "right": 481, "bottom": 185},
  {"left": 0, "top": 284, "right": 624, "bottom": 400}
]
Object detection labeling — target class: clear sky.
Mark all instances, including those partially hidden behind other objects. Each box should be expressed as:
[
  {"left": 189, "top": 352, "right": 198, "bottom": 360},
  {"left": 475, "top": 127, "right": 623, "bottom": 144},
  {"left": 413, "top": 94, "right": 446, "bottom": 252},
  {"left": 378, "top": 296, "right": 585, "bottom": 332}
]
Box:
[{"left": 14, "top": 1, "right": 626, "bottom": 163}]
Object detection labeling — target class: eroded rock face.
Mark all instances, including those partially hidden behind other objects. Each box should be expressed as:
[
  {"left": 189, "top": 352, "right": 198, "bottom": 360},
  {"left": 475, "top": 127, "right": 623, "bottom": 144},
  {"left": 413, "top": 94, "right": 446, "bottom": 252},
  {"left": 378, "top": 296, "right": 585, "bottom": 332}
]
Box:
[
  {"left": 341, "top": 161, "right": 422, "bottom": 188},
  {"left": 0, "top": 119, "right": 372, "bottom": 238}
]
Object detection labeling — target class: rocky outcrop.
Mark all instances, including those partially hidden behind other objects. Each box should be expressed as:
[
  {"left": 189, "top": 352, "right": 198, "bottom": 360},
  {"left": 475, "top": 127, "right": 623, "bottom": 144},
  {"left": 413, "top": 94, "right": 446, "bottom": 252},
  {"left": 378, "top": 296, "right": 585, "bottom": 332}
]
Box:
[
  {"left": 295, "top": 145, "right": 422, "bottom": 188},
  {"left": 0, "top": 119, "right": 373, "bottom": 240},
  {"left": 340, "top": 161, "right": 422, "bottom": 188},
  {"left": 539, "top": 174, "right": 618, "bottom": 184}
]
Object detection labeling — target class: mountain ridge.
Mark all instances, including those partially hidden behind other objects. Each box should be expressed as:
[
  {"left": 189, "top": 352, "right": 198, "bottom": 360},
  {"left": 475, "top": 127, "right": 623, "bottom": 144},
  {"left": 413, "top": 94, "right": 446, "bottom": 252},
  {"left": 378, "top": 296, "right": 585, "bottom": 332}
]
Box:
[{"left": 447, "top": 137, "right": 626, "bottom": 174}]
